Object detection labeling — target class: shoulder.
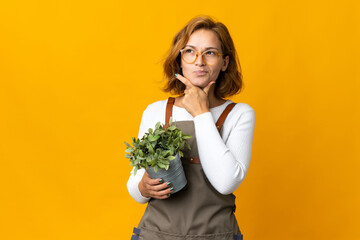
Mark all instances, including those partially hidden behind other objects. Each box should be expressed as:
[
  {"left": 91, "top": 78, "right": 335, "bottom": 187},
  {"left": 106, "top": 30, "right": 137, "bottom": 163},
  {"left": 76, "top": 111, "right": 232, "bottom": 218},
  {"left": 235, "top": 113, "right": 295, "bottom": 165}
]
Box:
[
  {"left": 138, "top": 99, "right": 169, "bottom": 138},
  {"left": 140, "top": 99, "right": 170, "bottom": 126},
  {"left": 230, "top": 101, "right": 255, "bottom": 116},
  {"left": 226, "top": 101, "right": 255, "bottom": 125},
  {"left": 231, "top": 101, "right": 253, "bottom": 110},
  {"left": 142, "top": 99, "right": 168, "bottom": 115},
  {"left": 235, "top": 102, "right": 254, "bottom": 114}
]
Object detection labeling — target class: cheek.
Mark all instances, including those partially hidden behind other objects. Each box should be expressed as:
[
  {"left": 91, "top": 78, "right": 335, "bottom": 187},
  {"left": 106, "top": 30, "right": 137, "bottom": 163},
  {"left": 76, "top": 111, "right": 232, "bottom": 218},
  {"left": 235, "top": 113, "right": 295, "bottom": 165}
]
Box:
[
  {"left": 209, "top": 65, "right": 223, "bottom": 78},
  {"left": 181, "top": 63, "right": 191, "bottom": 76}
]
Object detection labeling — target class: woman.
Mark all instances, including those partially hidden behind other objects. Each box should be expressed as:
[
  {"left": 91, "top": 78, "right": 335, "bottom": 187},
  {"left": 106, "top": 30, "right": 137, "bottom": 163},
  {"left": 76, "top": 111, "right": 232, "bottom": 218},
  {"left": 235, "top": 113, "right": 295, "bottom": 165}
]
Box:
[{"left": 127, "top": 16, "right": 255, "bottom": 240}]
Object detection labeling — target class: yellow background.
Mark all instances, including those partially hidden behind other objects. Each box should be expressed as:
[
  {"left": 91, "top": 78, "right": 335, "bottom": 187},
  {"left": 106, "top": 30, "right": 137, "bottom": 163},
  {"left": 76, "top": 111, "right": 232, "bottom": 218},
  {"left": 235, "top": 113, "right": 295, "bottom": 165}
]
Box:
[{"left": 1, "top": 0, "right": 359, "bottom": 239}]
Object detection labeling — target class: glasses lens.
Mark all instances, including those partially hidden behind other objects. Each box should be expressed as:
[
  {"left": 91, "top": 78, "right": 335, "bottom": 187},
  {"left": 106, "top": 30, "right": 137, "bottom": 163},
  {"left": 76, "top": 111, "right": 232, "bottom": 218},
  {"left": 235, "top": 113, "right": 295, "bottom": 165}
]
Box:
[
  {"left": 181, "top": 48, "right": 196, "bottom": 63},
  {"left": 181, "top": 49, "right": 221, "bottom": 65},
  {"left": 203, "top": 50, "right": 219, "bottom": 65}
]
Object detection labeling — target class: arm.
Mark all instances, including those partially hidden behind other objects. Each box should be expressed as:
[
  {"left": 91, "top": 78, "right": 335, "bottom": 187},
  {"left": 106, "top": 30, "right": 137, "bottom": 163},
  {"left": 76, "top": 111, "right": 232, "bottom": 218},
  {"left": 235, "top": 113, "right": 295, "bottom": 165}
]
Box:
[
  {"left": 127, "top": 168, "right": 150, "bottom": 204},
  {"left": 126, "top": 107, "right": 152, "bottom": 204},
  {"left": 126, "top": 102, "right": 173, "bottom": 203},
  {"left": 193, "top": 107, "right": 255, "bottom": 195}
]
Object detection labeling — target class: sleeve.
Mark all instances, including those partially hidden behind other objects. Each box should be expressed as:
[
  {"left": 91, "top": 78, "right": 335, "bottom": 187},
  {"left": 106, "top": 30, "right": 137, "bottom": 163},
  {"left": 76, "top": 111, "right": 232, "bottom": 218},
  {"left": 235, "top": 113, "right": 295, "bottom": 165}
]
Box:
[
  {"left": 126, "top": 106, "right": 152, "bottom": 204},
  {"left": 193, "top": 106, "right": 255, "bottom": 195},
  {"left": 126, "top": 168, "right": 150, "bottom": 204}
]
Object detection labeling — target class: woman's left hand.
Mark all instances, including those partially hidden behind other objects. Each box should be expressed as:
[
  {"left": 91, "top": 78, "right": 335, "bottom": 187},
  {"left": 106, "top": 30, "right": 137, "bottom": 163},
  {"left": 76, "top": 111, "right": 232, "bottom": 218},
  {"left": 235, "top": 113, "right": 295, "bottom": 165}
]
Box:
[{"left": 175, "top": 73, "right": 215, "bottom": 117}]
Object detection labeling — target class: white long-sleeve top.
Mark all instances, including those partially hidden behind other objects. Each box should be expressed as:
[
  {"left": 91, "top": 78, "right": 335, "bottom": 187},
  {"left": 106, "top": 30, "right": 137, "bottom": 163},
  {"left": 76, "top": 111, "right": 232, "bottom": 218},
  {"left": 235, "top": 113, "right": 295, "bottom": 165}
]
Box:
[{"left": 127, "top": 98, "right": 255, "bottom": 204}]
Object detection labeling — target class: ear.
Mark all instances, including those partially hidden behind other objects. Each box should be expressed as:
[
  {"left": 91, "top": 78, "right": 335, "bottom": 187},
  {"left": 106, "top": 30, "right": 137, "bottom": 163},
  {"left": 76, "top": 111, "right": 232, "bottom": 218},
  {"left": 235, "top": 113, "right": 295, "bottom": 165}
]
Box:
[{"left": 221, "top": 55, "right": 229, "bottom": 71}]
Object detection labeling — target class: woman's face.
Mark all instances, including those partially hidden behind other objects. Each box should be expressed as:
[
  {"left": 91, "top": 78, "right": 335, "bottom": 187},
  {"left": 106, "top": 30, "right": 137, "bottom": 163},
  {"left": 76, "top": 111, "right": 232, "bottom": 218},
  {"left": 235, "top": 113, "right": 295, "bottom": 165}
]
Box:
[{"left": 180, "top": 29, "right": 229, "bottom": 89}]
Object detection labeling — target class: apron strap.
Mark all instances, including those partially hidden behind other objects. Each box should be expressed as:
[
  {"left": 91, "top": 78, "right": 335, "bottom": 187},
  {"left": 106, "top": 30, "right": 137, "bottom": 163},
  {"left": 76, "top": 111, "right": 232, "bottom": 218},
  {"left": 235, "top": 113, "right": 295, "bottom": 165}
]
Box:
[
  {"left": 216, "top": 103, "right": 236, "bottom": 132},
  {"left": 165, "top": 97, "right": 175, "bottom": 128},
  {"left": 165, "top": 97, "right": 236, "bottom": 132}
]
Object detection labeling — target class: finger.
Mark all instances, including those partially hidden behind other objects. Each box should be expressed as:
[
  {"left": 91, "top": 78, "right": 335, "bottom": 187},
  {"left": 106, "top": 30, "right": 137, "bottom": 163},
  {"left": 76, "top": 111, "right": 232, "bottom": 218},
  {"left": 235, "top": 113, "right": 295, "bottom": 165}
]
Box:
[
  {"left": 146, "top": 178, "right": 166, "bottom": 186},
  {"left": 150, "top": 182, "right": 172, "bottom": 192},
  {"left": 143, "top": 172, "right": 165, "bottom": 186},
  {"left": 152, "top": 187, "right": 173, "bottom": 196},
  {"left": 150, "top": 187, "right": 174, "bottom": 198},
  {"left": 203, "top": 81, "right": 215, "bottom": 95},
  {"left": 175, "top": 73, "right": 193, "bottom": 88}
]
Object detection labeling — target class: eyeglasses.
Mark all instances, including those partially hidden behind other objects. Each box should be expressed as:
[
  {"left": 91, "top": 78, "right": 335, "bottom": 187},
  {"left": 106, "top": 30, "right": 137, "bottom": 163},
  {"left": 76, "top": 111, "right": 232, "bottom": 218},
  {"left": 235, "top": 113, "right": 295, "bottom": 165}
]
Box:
[{"left": 180, "top": 48, "right": 224, "bottom": 65}]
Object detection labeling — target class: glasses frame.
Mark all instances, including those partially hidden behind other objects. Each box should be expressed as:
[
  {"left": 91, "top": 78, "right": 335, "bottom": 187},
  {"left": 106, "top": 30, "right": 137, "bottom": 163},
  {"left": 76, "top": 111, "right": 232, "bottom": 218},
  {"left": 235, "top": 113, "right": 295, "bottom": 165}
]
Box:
[{"left": 179, "top": 48, "right": 224, "bottom": 65}]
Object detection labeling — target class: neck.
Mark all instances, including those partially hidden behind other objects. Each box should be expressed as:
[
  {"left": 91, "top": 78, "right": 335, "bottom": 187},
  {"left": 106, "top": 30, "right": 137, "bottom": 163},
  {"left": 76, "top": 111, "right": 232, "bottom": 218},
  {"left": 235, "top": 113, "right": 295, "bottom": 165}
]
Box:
[{"left": 207, "top": 87, "right": 226, "bottom": 108}]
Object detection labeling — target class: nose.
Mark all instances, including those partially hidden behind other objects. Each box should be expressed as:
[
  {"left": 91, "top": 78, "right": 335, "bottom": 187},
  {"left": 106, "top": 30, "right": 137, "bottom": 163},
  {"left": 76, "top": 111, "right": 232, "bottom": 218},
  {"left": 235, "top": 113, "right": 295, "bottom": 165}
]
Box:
[{"left": 194, "top": 53, "right": 206, "bottom": 66}]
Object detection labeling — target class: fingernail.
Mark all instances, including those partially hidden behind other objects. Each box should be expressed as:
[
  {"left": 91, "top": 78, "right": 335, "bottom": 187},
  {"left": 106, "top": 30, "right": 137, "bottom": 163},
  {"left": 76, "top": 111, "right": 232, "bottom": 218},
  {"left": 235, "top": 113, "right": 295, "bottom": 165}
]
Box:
[
  {"left": 167, "top": 194, "right": 171, "bottom": 197},
  {"left": 170, "top": 187, "right": 174, "bottom": 191},
  {"left": 174, "top": 73, "right": 178, "bottom": 77},
  {"left": 159, "top": 179, "right": 163, "bottom": 183},
  {"left": 167, "top": 182, "right": 172, "bottom": 186}
]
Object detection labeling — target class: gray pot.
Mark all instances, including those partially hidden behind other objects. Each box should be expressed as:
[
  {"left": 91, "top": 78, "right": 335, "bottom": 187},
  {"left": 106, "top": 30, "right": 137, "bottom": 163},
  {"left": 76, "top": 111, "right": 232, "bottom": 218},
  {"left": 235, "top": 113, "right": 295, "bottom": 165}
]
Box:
[{"left": 147, "top": 153, "right": 187, "bottom": 194}]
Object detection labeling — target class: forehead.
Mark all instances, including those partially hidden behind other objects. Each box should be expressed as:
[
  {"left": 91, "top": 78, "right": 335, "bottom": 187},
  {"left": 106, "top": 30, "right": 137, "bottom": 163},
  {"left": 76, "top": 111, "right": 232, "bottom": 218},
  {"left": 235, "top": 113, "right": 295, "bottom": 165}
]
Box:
[{"left": 186, "top": 29, "right": 221, "bottom": 50}]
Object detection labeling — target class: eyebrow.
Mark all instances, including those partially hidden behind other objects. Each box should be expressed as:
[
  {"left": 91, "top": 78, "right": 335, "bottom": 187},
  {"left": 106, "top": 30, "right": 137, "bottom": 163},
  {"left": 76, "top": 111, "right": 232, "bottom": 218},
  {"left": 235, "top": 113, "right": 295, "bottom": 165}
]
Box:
[{"left": 185, "top": 45, "right": 219, "bottom": 51}]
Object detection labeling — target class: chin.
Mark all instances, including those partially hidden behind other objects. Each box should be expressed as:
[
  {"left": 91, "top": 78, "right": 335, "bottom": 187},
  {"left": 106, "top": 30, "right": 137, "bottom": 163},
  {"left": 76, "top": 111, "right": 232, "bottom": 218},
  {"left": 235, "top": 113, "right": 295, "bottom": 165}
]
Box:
[
  {"left": 189, "top": 77, "right": 210, "bottom": 88},
  {"left": 190, "top": 81, "right": 208, "bottom": 88}
]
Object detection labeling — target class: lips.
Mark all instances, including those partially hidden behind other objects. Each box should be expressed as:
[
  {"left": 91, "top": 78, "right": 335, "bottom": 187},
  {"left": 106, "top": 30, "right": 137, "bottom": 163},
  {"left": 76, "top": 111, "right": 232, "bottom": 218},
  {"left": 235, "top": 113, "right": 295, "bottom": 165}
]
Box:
[{"left": 193, "top": 70, "right": 207, "bottom": 76}]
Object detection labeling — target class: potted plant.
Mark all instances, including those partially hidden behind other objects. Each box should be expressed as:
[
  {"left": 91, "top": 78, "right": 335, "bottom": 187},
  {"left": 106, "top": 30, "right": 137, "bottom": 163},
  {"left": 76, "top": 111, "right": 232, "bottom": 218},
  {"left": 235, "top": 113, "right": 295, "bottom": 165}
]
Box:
[{"left": 124, "top": 117, "right": 191, "bottom": 194}]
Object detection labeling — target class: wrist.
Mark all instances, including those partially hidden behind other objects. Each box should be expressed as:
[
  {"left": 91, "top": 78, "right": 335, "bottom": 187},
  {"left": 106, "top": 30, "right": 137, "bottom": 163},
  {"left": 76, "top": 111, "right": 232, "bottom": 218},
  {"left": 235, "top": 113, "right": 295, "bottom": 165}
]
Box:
[{"left": 138, "top": 179, "right": 148, "bottom": 198}]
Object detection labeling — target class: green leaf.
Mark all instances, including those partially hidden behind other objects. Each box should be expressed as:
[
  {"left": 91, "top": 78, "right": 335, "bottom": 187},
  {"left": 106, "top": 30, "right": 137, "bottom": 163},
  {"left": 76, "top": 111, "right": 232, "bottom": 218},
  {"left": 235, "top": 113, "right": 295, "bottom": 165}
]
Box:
[
  {"left": 125, "top": 148, "right": 133, "bottom": 153},
  {"left": 161, "top": 150, "right": 170, "bottom": 157},
  {"left": 157, "top": 163, "right": 166, "bottom": 169},
  {"left": 149, "top": 135, "right": 160, "bottom": 142},
  {"left": 158, "top": 158, "right": 169, "bottom": 164},
  {"left": 157, "top": 129, "right": 165, "bottom": 135},
  {"left": 167, "top": 155, "right": 175, "bottom": 160},
  {"left": 153, "top": 165, "right": 159, "bottom": 173},
  {"left": 167, "top": 125, "right": 176, "bottom": 131},
  {"left": 170, "top": 146, "right": 175, "bottom": 156},
  {"left": 132, "top": 137, "right": 139, "bottom": 148},
  {"left": 134, "top": 167, "right": 138, "bottom": 176},
  {"left": 147, "top": 144, "right": 154, "bottom": 154},
  {"left": 124, "top": 141, "right": 132, "bottom": 148},
  {"left": 183, "top": 135, "right": 192, "bottom": 139},
  {"left": 125, "top": 154, "right": 132, "bottom": 158}
]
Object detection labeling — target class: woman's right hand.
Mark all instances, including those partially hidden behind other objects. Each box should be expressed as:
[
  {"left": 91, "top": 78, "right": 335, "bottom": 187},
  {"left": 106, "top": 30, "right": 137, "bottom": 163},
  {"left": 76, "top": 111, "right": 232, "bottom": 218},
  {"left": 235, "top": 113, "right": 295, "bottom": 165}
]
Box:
[{"left": 138, "top": 172, "right": 173, "bottom": 199}]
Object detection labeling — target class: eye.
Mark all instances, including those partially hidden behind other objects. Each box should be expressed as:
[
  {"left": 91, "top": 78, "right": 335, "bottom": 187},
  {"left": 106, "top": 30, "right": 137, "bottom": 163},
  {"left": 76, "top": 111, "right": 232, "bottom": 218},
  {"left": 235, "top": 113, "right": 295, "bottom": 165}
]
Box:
[
  {"left": 205, "top": 50, "right": 216, "bottom": 56},
  {"left": 184, "top": 48, "right": 194, "bottom": 54}
]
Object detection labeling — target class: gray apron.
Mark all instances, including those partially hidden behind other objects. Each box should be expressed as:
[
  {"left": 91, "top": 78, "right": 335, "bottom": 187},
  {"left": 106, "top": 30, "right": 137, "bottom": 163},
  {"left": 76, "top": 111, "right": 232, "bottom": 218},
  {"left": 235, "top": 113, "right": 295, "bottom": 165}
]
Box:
[{"left": 131, "top": 97, "right": 243, "bottom": 240}]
